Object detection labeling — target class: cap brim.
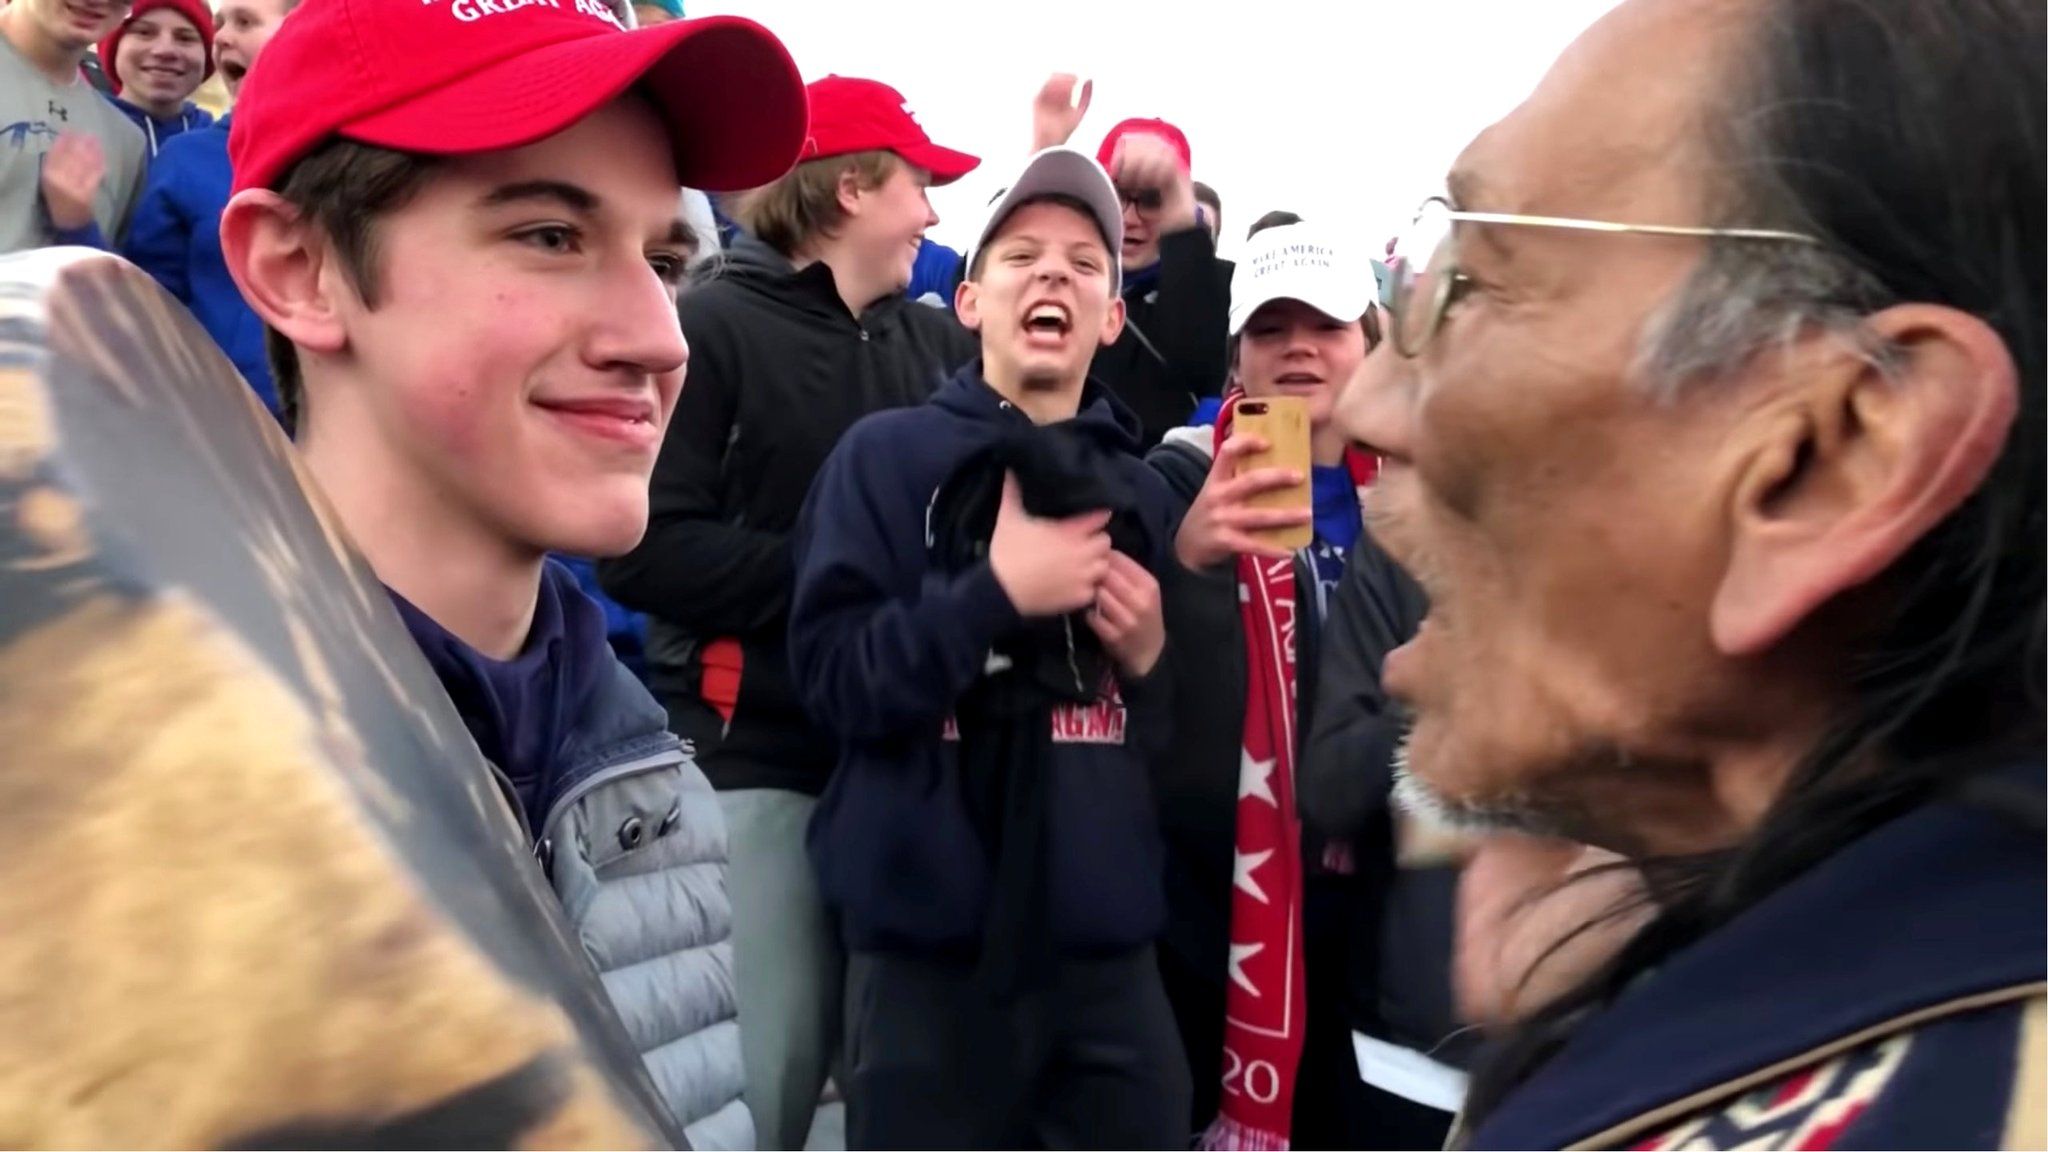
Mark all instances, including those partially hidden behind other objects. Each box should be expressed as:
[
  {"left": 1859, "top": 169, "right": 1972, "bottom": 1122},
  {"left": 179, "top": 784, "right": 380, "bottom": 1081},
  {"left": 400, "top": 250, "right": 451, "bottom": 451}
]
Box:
[
  {"left": 344, "top": 15, "right": 806, "bottom": 193},
  {"left": 1228, "top": 282, "right": 1377, "bottom": 336},
  {"left": 895, "top": 140, "right": 981, "bottom": 186},
  {"left": 967, "top": 148, "right": 1125, "bottom": 291}
]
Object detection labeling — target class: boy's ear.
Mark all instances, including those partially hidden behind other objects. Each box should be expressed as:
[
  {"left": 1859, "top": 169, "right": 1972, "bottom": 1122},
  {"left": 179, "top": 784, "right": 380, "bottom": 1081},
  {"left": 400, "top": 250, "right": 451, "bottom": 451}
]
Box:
[
  {"left": 1098, "top": 292, "right": 1126, "bottom": 347},
  {"left": 219, "top": 189, "right": 347, "bottom": 358},
  {"left": 835, "top": 166, "right": 865, "bottom": 218},
  {"left": 955, "top": 275, "right": 983, "bottom": 332}
]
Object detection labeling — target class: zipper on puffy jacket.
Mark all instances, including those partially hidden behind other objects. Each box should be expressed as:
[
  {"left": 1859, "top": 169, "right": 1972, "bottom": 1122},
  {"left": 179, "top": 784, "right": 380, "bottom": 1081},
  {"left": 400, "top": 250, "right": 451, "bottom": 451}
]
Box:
[{"left": 535, "top": 742, "right": 689, "bottom": 870}]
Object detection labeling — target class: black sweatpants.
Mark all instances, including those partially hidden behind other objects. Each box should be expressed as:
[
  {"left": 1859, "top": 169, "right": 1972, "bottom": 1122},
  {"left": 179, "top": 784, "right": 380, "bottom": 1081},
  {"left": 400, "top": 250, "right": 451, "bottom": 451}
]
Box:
[{"left": 843, "top": 948, "right": 1192, "bottom": 1150}]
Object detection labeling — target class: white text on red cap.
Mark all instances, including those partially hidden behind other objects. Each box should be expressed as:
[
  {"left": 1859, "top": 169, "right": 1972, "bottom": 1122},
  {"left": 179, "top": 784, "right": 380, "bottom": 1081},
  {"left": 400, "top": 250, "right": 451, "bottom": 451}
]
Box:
[{"left": 426, "top": 0, "right": 624, "bottom": 30}]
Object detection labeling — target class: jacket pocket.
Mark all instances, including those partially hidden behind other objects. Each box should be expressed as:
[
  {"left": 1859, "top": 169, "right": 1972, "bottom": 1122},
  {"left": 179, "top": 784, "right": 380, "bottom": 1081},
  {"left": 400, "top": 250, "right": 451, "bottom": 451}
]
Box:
[{"left": 541, "top": 749, "right": 733, "bottom": 975}]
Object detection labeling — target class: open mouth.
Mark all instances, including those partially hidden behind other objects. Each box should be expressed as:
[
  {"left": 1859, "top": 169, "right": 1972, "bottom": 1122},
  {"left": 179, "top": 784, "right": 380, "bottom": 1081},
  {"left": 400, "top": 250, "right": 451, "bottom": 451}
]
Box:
[
  {"left": 1023, "top": 302, "right": 1072, "bottom": 343},
  {"left": 1274, "top": 372, "right": 1325, "bottom": 391},
  {"left": 218, "top": 58, "right": 246, "bottom": 81}
]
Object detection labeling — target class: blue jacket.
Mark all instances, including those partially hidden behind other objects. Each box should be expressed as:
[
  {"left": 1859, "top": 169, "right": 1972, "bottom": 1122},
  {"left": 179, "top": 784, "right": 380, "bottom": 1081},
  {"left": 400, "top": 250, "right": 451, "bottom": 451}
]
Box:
[
  {"left": 121, "top": 115, "right": 277, "bottom": 416},
  {"left": 1464, "top": 761, "right": 2046, "bottom": 1150},
  {"left": 790, "top": 364, "right": 1179, "bottom": 957},
  {"left": 106, "top": 95, "right": 212, "bottom": 156},
  {"left": 908, "top": 237, "right": 961, "bottom": 305}
]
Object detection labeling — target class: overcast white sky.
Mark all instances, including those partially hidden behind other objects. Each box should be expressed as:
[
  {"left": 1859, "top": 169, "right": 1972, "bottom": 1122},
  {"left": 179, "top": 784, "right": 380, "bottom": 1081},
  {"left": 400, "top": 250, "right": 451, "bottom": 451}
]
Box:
[{"left": 686, "top": 0, "right": 1624, "bottom": 258}]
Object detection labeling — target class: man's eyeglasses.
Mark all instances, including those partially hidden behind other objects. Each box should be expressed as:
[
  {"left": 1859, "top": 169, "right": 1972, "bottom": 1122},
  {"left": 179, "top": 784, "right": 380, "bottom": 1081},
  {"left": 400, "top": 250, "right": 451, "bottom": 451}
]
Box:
[{"left": 1380, "top": 195, "right": 1822, "bottom": 358}]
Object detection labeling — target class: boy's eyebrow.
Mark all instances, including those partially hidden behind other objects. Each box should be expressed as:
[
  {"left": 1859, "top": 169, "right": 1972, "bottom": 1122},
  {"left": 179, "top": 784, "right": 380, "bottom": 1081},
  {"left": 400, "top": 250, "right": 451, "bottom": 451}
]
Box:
[{"left": 477, "top": 180, "right": 603, "bottom": 214}]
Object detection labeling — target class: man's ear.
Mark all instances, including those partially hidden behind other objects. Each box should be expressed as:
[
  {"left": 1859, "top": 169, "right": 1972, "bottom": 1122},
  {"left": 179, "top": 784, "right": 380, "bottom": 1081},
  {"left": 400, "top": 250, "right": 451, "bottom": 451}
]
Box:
[
  {"left": 1711, "top": 304, "right": 2020, "bottom": 656},
  {"left": 1097, "top": 293, "right": 1126, "bottom": 347},
  {"left": 219, "top": 189, "right": 347, "bottom": 359},
  {"left": 954, "top": 276, "right": 983, "bottom": 332}
]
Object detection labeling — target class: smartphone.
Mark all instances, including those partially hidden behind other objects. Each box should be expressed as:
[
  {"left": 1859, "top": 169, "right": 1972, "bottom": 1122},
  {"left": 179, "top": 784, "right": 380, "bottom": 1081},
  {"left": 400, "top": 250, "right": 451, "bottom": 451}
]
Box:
[{"left": 1230, "top": 396, "right": 1312, "bottom": 552}]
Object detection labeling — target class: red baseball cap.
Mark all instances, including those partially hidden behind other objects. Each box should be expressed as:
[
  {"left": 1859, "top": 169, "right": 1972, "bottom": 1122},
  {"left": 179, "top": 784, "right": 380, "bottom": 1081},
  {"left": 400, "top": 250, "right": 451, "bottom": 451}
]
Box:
[
  {"left": 801, "top": 75, "right": 980, "bottom": 186},
  {"left": 97, "top": 0, "right": 215, "bottom": 96},
  {"left": 227, "top": 0, "right": 808, "bottom": 196},
  {"left": 1096, "top": 117, "right": 1193, "bottom": 177}
]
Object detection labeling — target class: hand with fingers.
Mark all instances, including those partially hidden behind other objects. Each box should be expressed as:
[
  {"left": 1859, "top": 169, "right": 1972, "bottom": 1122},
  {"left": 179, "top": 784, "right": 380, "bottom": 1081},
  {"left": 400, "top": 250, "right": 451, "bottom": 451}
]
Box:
[
  {"left": 989, "top": 472, "right": 1113, "bottom": 618},
  {"left": 1086, "top": 551, "right": 1165, "bottom": 679},
  {"left": 1173, "top": 433, "right": 1311, "bottom": 571},
  {"left": 1031, "top": 73, "right": 1093, "bottom": 153},
  {"left": 40, "top": 132, "right": 105, "bottom": 233},
  {"left": 1108, "top": 131, "right": 1197, "bottom": 232}
]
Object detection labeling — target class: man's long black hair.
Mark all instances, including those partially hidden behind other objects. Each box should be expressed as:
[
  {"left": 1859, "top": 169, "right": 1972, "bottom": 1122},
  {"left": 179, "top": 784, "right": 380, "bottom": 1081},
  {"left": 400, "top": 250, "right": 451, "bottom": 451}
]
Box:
[{"left": 1461, "top": 0, "right": 2045, "bottom": 1127}]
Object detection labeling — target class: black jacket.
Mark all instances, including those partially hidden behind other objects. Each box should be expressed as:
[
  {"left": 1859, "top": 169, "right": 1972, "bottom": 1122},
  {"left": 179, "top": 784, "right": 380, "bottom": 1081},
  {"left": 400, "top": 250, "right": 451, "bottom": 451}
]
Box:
[
  {"left": 792, "top": 365, "right": 1179, "bottom": 957},
  {"left": 1095, "top": 228, "right": 1232, "bottom": 447},
  {"left": 600, "top": 236, "right": 977, "bottom": 794},
  {"left": 1299, "top": 524, "right": 1472, "bottom": 1066},
  {"left": 1146, "top": 437, "right": 1330, "bottom": 989}
]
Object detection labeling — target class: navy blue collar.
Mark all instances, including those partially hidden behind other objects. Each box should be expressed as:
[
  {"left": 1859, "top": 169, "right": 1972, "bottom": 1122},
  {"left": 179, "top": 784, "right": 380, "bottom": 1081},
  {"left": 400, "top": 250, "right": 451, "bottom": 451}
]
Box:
[{"left": 1470, "top": 763, "right": 2046, "bottom": 1149}]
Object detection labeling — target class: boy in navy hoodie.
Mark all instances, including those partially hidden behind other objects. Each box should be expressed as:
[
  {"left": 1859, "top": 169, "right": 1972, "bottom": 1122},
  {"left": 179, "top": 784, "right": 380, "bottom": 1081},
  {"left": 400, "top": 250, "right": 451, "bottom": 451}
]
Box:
[
  {"left": 214, "top": 0, "right": 808, "bottom": 1142},
  {"left": 789, "top": 147, "right": 1191, "bottom": 1149}
]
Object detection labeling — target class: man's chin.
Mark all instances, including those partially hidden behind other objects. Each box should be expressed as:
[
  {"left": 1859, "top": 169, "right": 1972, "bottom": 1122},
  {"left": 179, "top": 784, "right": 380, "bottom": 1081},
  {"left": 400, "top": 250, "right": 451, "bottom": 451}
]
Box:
[{"left": 1391, "top": 730, "right": 1572, "bottom": 839}]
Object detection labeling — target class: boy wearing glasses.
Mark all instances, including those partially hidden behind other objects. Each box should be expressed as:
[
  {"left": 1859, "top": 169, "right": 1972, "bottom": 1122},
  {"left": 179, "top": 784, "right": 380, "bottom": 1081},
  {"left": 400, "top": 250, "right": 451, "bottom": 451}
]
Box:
[{"left": 1091, "top": 117, "right": 1231, "bottom": 447}]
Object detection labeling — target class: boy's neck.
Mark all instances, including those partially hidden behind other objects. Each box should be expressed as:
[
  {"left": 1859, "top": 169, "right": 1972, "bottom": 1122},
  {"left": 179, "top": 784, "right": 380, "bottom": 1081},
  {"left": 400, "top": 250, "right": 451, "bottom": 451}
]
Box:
[
  {"left": 1, "top": 9, "right": 84, "bottom": 84},
  {"left": 298, "top": 407, "right": 544, "bottom": 661},
  {"left": 792, "top": 236, "right": 892, "bottom": 319},
  {"left": 136, "top": 96, "right": 185, "bottom": 120},
  {"left": 1312, "top": 423, "right": 1347, "bottom": 467},
  {"left": 985, "top": 360, "right": 1085, "bottom": 426}
]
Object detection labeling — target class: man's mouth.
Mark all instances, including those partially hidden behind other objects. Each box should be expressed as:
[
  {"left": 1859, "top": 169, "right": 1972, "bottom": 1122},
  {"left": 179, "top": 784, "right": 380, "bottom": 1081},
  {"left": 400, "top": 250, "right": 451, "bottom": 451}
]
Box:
[
  {"left": 63, "top": 1, "right": 111, "bottom": 22},
  {"left": 1274, "top": 372, "right": 1325, "bottom": 391}
]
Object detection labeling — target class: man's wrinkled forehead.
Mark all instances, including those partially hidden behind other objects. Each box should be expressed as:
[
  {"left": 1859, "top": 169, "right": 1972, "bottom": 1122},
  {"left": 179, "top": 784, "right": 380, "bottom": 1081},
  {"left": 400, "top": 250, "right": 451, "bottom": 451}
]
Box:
[{"left": 1448, "top": 0, "right": 1750, "bottom": 222}]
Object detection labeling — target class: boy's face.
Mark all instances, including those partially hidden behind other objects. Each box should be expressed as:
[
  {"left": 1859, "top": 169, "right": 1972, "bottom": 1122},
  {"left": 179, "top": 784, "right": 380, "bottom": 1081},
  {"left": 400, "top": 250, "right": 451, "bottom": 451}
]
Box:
[
  {"left": 328, "top": 96, "right": 691, "bottom": 559},
  {"left": 842, "top": 158, "right": 937, "bottom": 295},
  {"left": 115, "top": 9, "right": 207, "bottom": 108},
  {"left": 19, "top": 0, "right": 129, "bottom": 52},
  {"left": 958, "top": 200, "right": 1123, "bottom": 392},
  {"left": 213, "top": 0, "right": 286, "bottom": 95}
]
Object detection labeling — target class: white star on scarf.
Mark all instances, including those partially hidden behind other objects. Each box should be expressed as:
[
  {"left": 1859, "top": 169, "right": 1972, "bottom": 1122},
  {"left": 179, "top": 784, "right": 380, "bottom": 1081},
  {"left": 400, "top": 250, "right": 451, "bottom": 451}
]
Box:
[
  {"left": 1234, "top": 848, "right": 1274, "bottom": 904},
  {"left": 1227, "top": 941, "right": 1264, "bottom": 996},
  {"left": 1239, "top": 750, "right": 1277, "bottom": 806}
]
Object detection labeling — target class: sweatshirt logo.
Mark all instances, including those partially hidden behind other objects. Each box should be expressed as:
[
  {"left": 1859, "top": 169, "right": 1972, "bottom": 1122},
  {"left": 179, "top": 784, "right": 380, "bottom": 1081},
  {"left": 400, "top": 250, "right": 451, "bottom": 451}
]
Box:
[{"left": 941, "top": 684, "right": 1128, "bottom": 745}]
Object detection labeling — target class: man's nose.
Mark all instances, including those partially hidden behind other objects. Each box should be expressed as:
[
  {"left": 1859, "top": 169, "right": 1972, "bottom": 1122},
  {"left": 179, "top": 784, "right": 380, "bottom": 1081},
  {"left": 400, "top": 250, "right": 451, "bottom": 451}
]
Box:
[{"left": 1333, "top": 341, "right": 1416, "bottom": 460}]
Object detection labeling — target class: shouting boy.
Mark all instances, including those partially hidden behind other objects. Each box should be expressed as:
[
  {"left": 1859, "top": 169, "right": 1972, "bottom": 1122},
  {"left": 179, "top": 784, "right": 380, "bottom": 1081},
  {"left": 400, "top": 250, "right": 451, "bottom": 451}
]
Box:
[{"left": 789, "top": 147, "right": 1190, "bottom": 1148}]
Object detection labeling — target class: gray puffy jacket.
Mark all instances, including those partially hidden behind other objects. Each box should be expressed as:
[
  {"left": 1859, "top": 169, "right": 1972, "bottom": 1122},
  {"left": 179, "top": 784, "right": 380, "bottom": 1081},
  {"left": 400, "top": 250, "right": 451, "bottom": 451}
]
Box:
[{"left": 538, "top": 660, "right": 752, "bottom": 1149}]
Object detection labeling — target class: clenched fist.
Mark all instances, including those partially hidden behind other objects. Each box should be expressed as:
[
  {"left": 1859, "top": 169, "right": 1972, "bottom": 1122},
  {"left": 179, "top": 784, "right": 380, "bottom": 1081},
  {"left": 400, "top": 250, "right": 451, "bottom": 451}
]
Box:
[
  {"left": 1086, "top": 550, "right": 1165, "bottom": 679},
  {"left": 989, "top": 472, "right": 1112, "bottom": 618}
]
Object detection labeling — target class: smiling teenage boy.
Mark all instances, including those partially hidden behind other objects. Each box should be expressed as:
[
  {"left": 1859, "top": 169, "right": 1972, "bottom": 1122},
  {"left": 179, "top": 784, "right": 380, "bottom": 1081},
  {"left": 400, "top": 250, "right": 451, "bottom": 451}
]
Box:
[
  {"left": 216, "top": 2, "right": 808, "bottom": 1146},
  {"left": 790, "top": 147, "right": 1190, "bottom": 1148}
]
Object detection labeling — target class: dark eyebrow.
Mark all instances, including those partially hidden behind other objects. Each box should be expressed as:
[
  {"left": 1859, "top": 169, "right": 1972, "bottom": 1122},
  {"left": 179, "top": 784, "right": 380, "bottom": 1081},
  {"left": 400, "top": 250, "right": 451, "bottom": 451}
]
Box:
[{"left": 477, "top": 180, "right": 601, "bottom": 214}]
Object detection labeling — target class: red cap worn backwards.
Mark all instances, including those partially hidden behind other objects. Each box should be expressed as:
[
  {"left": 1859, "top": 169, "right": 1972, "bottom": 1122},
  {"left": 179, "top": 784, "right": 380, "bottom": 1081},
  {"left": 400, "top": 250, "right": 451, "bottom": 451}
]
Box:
[
  {"left": 228, "top": 0, "right": 808, "bottom": 196},
  {"left": 801, "top": 75, "right": 980, "bottom": 185}
]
